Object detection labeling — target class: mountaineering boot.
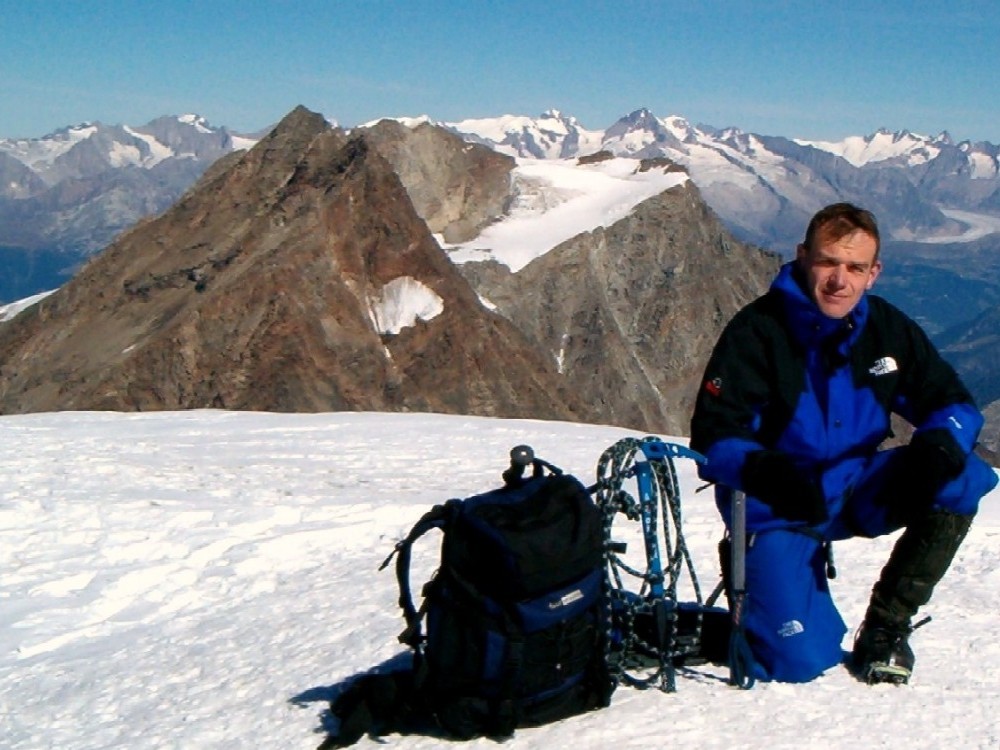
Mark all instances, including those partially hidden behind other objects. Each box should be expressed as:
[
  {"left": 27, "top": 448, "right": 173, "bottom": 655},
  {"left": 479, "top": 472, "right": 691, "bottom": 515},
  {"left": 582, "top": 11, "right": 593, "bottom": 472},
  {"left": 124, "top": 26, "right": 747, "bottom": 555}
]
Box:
[
  {"left": 854, "top": 509, "right": 974, "bottom": 684},
  {"left": 852, "top": 618, "right": 924, "bottom": 685}
]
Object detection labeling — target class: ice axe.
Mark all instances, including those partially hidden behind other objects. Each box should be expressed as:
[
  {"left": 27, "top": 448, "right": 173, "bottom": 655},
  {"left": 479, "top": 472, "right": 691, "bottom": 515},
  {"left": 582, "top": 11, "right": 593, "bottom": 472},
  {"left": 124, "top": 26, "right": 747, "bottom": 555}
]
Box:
[{"left": 728, "top": 488, "right": 756, "bottom": 688}]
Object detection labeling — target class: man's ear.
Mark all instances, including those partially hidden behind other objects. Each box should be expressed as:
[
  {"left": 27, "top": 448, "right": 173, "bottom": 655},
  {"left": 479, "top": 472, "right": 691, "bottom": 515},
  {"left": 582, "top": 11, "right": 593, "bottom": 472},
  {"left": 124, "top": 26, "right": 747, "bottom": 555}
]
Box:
[
  {"left": 795, "top": 243, "right": 807, "bottom": 262},
  {"left": 866, "top": 260, "right": 883, "bottom": 290}
]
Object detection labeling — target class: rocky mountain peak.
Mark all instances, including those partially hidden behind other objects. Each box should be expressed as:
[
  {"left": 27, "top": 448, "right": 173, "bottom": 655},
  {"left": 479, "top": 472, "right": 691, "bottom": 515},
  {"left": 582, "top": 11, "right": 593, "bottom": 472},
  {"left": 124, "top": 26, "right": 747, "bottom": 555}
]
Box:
[
  {"left": 0, "top": 107, "right": 588, "bottom": 422},
  {"left": 607, "top": 108, "right": 656, "bottom": 132},
  {"left": 361, "top": 118, "right": 514, "bottom": 243},
  {"left": 456, "top": 179, "right": 779, "bottom": 436},
  {"left": 603, "top": 108, "right": 685, "bottom": 154}
]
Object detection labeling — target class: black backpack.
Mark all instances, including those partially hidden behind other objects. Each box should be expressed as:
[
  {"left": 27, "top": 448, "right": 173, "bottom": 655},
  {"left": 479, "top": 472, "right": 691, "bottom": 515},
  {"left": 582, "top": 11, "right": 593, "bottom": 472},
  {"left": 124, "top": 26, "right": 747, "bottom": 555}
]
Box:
[
  {"left": 318, "top": 440, "right": 743, "bottom": 749},
  {"left": 333, "top": 446, "right": 614, "bottom": 743}
]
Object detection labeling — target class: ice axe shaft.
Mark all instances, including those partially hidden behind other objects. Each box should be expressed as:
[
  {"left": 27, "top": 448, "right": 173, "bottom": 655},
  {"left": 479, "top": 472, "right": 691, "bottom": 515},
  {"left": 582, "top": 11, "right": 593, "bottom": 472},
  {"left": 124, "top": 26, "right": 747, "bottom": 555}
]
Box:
[
  {"left": 731, "top": 489, "right": 746, "bottom": 597},
  {"left": 728, "top": 488, "right": 756, "bottom": 688}
]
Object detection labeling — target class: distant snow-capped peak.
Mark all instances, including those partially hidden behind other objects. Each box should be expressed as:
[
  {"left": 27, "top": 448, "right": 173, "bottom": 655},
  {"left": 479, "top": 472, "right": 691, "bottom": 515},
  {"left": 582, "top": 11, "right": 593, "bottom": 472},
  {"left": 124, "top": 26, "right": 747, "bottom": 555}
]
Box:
[
  {"left": 444, "top": 111, "right": 603, "bottom": 160},
  {"left": 177, "top": 113, "right": 213, "bottom": 134},
  {"left": 662, "top": 115, "right": 703, "bottom": 143},
  {"left": 444, "top": 108, "right": 745, "bottom": 165},
  {"left": 358, "top": 114, "right": 434, "bottom": 130},
  {"left": 795, "top": 128, "right": 946, "bottom": 167},
  {"left": 602, "top": 108, "right": 694, "bottom": 156},
  {"left": 0, "top": 122, "right": 101, "bottom": 168},
  {"left": 0, "top": 114, "right": 258, "bottom": 176}
]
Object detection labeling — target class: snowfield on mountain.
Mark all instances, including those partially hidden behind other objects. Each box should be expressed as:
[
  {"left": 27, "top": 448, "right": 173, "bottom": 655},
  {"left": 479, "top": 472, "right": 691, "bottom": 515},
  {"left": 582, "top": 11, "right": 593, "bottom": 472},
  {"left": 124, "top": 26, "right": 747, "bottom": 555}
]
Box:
[
  {"left": 2, "top": 410, "right": 998, "bottom": 749},
  {"left": 442, "top": 156, "right": 688, "bottom": 271}
]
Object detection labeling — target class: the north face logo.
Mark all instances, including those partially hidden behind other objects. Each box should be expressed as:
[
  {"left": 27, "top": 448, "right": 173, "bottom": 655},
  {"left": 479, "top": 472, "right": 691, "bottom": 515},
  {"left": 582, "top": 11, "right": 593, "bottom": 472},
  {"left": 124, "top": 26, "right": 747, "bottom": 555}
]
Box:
[
  {"left": 777, "top": 620, "right": 805, "bottom": 638},
  {"left": 868, "top": 356, "right": 898, "bottom": 376}
]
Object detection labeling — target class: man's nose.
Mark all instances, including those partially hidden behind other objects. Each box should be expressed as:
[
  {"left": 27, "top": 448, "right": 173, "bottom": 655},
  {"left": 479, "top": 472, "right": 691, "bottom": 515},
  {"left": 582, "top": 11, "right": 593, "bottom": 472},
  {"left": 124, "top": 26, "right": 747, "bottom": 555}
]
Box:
[{"left": 829, "top": 265, "right": 846, "bottom": 286}]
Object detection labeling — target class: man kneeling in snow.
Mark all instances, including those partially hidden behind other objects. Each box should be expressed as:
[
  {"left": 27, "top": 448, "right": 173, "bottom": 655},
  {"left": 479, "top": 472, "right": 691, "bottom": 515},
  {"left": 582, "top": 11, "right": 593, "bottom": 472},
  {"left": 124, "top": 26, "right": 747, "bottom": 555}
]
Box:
[{"left": 690, "top": 202, "right": 997, "bottom": 684}]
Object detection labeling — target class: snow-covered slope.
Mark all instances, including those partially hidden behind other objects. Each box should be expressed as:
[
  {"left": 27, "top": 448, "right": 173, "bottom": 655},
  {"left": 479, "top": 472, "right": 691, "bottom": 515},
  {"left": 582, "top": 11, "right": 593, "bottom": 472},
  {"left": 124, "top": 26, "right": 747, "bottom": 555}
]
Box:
[
  {"left": 2, "top": 410, "right": 998, "bottom": 749},
  {"left": 442, "top": 156, "right": 688, "bottom": 271},
  {"left": 0, "top": 289, "right": 55, "bottom": 322}
]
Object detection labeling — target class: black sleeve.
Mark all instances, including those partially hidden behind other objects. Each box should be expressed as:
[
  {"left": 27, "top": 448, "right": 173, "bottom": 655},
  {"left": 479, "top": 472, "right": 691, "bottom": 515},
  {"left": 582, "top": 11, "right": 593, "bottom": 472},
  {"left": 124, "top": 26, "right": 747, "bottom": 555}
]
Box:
[{"left": 690, "top": 297, "right": 794, "bottom": 457}]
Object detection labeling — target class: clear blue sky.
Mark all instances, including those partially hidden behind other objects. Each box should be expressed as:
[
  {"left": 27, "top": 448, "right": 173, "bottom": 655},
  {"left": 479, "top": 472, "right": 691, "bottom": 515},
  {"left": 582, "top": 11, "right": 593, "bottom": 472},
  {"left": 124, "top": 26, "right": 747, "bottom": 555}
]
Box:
[{"left": 3, "top": 0, "right": 1000, "bottom": 143}]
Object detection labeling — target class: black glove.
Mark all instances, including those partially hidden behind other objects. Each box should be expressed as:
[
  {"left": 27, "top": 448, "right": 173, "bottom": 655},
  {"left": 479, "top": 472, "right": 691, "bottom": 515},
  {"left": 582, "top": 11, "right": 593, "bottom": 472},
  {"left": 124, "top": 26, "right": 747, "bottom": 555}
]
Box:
[
  {"left": 884, "top": 432, "right": 964, "bottom": 521},
  {"left": 742, "top": 450, "right": 828, "bottom": 525}
]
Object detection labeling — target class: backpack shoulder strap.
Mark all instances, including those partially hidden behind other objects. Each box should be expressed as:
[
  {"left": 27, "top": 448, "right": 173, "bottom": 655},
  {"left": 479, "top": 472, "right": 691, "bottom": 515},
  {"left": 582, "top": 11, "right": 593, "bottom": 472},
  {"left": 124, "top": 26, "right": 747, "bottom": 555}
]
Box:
[{"left": 379, "top": 500, "right": 458, "bottom": 648}]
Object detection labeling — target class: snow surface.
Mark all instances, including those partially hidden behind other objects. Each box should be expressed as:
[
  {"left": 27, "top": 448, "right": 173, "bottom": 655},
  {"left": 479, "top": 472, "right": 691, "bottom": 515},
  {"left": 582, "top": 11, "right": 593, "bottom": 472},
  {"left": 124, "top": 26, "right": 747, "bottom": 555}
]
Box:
[
  {"left": 229, "top": 134, "right": 258, "bottom": 152},
  {"left": 443, "top": 112, "right": 999, "bottom": 245},
  {"left": 2, "top": 409, "right": 998, "bottom": 749},
  {"left": 366, "top": 276, "right": 443, "bottom": 335},
  {"left": 122, "top": 126, "right": 175, "bottom": 167},
  {"left": 0, "top": 290, "right": 55, "bottom": 322},
  {"left": 966, "top": 150, "right": 1000, "bottom": 180},
  {"left": 444, "top": 157, "right": 688, "bottom": 272},
  {"left": 358, "top": 115, "right": 434, "bottom": 130}
]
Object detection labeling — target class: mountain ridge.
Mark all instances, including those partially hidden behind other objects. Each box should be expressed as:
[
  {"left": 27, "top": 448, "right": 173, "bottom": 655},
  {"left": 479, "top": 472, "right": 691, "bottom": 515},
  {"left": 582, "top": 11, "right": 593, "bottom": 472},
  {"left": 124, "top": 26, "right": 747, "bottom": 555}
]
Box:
[
  {"left": 1, "top": 105, "right": 997, "bottom": 456},
  {"left": 0, "top": 106, "right": 771, "bottom": 444},
  {"left": 4, "top": 106, "right": 999, "bottom": 261},
  {"left": 0, "top": 106, "right": 592, "bottom": 424}
]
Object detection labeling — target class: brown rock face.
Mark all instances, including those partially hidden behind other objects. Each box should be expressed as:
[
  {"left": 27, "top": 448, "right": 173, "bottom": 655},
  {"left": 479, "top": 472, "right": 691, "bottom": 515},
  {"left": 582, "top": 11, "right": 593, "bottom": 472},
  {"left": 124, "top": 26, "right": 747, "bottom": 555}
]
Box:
[
  {"left": 458, "top": 179, "right": 780, "bottom": 436},
  {"left": 361, "top": 119, "right": 514, "bottom": 243},
  {"left": 0, "top": 107, "right": 589, "bottom": 423}
]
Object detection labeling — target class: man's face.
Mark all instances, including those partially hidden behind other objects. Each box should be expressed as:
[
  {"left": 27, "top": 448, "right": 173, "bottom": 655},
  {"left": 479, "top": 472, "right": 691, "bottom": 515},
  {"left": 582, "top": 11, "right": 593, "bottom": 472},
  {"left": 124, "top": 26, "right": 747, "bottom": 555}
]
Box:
[{"left": 796, "top": 228, "right": 881, "bottom": 319}]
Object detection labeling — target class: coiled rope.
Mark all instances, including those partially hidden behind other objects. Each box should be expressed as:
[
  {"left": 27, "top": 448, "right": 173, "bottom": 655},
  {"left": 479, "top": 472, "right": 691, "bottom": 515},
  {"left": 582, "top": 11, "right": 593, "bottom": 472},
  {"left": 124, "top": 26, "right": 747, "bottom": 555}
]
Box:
[{"left": 593, "top": 436, "right": 706, "bottom": 692}]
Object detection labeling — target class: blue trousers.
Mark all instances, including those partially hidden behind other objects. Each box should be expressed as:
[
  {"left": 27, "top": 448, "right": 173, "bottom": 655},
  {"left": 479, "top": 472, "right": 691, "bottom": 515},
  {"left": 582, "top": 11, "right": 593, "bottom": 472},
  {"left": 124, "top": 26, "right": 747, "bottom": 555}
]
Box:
[{"left": 738, "top": 449, "right": 997, "bottom": 683}]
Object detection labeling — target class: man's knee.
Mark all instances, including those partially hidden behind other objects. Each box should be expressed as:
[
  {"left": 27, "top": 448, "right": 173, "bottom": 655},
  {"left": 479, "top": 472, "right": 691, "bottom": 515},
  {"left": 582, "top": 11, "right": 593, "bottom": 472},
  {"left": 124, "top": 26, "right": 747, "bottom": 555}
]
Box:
[
  {"left": 931, "top": 452, "right": 997, "bottom": 516},
  {"left": 742, "top": 530, "right": 847, "bottom": 682},
  {"left": 748, "top": 621, "right": 845, "bottom": 683},
  {"left": 847, "top": 451, "right": 995, "bottom": 538}
]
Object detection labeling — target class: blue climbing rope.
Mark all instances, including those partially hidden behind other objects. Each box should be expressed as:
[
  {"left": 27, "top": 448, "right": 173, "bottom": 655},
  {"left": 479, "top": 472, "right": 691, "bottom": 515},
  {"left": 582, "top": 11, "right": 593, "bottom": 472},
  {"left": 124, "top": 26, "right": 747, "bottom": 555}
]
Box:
[{"left": 594, "top": 436, "right": 707, "bottom": 693}]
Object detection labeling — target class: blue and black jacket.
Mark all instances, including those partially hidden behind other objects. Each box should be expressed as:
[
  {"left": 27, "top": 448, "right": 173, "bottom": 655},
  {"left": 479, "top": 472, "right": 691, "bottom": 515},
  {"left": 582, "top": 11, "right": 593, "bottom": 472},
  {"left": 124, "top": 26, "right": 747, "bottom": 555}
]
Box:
[{"left": 690, "top": 261, "right": 984, "bottom": 530}]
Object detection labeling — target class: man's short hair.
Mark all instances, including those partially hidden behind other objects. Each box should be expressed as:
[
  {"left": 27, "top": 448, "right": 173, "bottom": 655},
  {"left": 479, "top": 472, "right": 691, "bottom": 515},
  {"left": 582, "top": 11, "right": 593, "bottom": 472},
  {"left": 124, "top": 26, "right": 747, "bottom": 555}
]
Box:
[{"left": 803, "top": 203, "right": 881, "bottom": 258}]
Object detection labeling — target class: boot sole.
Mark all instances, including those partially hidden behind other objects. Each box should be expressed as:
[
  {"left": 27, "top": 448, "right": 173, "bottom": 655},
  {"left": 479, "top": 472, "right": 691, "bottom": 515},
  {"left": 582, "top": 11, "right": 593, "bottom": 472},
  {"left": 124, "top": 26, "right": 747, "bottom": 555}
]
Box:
[{"left": 863, "top": 662, "right": 911, "bottom": 685}]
